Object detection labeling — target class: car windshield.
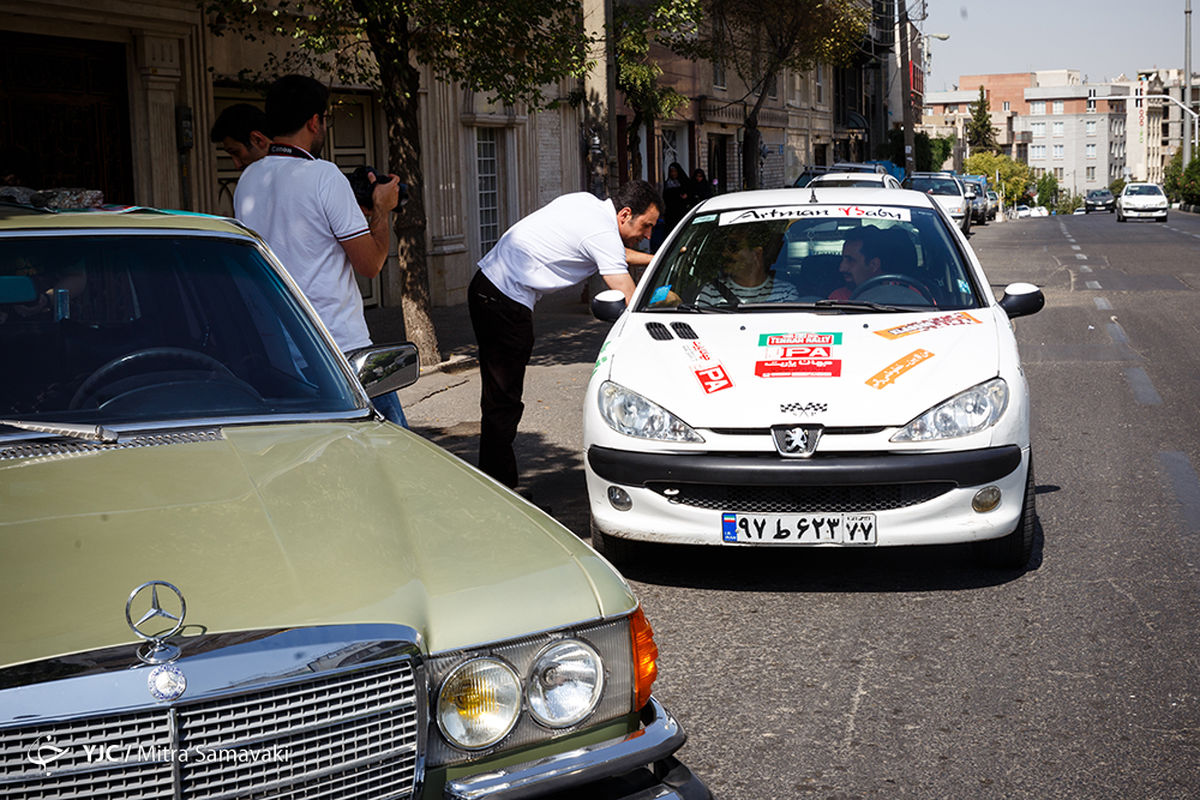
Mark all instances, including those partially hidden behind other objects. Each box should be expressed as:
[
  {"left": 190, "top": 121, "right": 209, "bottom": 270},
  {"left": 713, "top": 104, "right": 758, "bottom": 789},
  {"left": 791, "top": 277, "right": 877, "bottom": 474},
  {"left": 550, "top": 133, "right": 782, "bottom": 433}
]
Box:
[
  {"left": 1, "top": 231, "right": 360, "bottom": 427},
  {"left": 811, "top": 178, "right": 883, "bottom": 188},
  {"left": 903, "top": 177, "right": 961, "bottom": 196},
  {"left": 1088, "top": 190, "right": 1112, "bottom": 198},
  {"left": 639, "top": 205, "right": 978, "bottom": 312},
  {"left": 1126, "top": 184, "right": 1164, "bottom": 196}
]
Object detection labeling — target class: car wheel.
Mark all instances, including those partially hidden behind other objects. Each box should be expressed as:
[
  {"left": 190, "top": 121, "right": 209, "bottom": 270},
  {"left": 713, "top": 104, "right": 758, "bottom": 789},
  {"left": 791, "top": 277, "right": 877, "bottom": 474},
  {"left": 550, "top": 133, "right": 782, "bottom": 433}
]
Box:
[
  {"left": 590, "top": 520, "right": 636, "bottom": 565},
  {"left": 974, "top": 457, "right": 1035, "bottom": 569},
  {"left": 1117, "top": 212, "right": 1125, "bottom": 222}
]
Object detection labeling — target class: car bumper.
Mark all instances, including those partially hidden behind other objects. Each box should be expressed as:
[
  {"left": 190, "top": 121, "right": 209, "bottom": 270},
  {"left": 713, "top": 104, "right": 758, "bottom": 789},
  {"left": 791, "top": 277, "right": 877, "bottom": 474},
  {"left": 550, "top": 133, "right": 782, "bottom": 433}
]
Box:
[
  {"left": 1121, "top": 206, "right": 1167, "bottom": 218},
  {"left": 445, "top": 697, "right": 711, "bottom": 800},
  {"left": 586, "top": 445, "right": 1028, "bottom": 548}
]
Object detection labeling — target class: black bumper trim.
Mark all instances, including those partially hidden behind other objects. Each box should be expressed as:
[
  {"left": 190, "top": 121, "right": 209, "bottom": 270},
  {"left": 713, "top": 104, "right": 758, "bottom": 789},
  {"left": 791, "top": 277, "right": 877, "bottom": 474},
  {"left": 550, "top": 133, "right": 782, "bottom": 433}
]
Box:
[{"left": 588, "top": 444, "right": 1022, "bottom": 489}]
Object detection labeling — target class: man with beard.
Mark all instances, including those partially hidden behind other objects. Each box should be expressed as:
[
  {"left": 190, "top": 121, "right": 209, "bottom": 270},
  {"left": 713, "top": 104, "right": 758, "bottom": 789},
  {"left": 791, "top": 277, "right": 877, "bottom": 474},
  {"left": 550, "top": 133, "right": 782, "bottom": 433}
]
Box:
[
  {"left": 234, "top": 74, "right": 406, "bottom": 425},
  {"left": 468, "top": 180, "right": 661, "bottom": 489}
]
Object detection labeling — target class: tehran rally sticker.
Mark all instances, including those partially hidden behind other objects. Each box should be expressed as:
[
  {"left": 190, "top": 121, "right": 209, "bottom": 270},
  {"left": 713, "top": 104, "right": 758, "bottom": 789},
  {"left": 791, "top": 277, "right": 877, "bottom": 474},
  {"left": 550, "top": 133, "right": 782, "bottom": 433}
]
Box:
[
  {"left": 719, "top": 206, "right": 911, "bottom": 226},
  {"left": 873, "top": 311, "right": 983, "bottom": 340},
  {"left": 681, "top": 340, "right": 733, "bottom": 393},
  {"left": 866, "top": 349, "right": 935, "bottom": 389},
  {"left": 755, "top": 332, "right": 842, "bottom": 378}
]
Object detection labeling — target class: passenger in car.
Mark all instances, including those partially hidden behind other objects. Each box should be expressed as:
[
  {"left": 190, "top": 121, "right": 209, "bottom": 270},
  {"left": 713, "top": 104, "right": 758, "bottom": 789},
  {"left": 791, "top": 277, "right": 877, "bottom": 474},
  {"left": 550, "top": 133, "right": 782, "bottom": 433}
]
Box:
[{"left": 693, "top": 227, "right": 801, "bottom": 306}]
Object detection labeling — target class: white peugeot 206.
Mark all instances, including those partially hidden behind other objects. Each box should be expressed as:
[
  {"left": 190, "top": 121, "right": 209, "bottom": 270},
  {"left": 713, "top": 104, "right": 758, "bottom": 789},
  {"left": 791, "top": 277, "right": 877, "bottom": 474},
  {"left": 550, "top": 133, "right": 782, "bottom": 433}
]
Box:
[{"left": 583, "top": 187, "right": 1044, "bottom": 569}]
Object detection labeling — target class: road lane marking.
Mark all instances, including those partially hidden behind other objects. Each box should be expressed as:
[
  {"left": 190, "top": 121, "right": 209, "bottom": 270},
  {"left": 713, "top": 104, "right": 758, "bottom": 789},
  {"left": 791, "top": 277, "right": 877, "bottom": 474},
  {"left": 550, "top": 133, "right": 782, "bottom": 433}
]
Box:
[
  {"left": 1086, "top": 280, "right": 1102, "bottom": 289},
  {"left": 1075, "top": 253, "right": 1088, "bottom": 260},
  {"left": 1124, "top": 367, "right": 1163, "bottom": 405},
  {"left": 1158, "top": 451, "right": 1200, "bottom": 536},
  {"left": 1081, "top": 265, "right": 1093, "bottom": 273},
  {"left": 1071, "top": 245, "right": 1081, "bottom": 250},
  {"left": 1094, "top": 297, "right": 1112, "bottom": 310}
]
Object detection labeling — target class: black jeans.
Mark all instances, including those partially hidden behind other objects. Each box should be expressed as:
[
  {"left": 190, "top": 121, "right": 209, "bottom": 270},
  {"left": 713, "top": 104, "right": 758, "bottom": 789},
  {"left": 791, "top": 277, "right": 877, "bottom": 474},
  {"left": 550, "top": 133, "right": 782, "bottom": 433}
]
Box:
[{"left": 468, "top": 270, "right": 534, "bottom": 489}]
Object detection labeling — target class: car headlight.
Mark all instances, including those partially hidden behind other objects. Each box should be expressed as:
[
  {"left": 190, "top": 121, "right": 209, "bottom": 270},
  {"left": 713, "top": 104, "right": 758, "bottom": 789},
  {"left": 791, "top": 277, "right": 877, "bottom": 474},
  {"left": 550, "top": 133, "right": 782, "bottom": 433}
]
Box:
[
  {"left": 891, "top": 378, "right": 1008, "bottom": 442},
  {"left": 437, "top": 658, "right": 522, "bottom": 749},
  {"left": 527, "top": 640, "right": 605, "bottom": 727},
  {"left": 598, "top": 381, "right": 703, "bottom": 442}
]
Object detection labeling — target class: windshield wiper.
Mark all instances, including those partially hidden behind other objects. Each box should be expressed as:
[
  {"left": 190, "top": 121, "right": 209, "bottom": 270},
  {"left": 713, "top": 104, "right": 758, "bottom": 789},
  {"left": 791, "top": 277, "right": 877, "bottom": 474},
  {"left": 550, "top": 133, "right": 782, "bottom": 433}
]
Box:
[
  {"left": 0, "top": 418, "right": 119, "bottom": 443},
  {"left": 644, "top": 303, "right": 738, "bottom": 313},
  {"left": 812, "top": 299, "right": 912, "bottom": 313}
]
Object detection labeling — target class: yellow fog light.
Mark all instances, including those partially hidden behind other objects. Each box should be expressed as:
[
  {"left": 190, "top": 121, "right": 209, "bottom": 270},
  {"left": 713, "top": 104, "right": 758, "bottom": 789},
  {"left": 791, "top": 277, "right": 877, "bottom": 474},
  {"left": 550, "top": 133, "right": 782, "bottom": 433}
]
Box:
[
  {"left": 972, "top": 486, "right": 1002, "bottom": 512},
  {"left": 437, "top": 658, "right": 521, "bottom": 749}
]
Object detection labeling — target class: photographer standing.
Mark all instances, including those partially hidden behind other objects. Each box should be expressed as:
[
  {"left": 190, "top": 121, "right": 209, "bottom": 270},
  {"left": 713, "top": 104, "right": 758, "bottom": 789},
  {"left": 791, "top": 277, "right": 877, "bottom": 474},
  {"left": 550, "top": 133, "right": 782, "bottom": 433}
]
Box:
[{"left": 234, "top": 74, "right": 407, "bottom": 426}]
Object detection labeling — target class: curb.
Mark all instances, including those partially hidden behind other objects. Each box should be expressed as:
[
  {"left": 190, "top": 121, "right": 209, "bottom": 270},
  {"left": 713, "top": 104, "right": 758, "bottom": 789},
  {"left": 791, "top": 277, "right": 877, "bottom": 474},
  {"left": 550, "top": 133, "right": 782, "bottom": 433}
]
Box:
[{"left": 420, "top": 353, "right": 478, "bottom": 376}]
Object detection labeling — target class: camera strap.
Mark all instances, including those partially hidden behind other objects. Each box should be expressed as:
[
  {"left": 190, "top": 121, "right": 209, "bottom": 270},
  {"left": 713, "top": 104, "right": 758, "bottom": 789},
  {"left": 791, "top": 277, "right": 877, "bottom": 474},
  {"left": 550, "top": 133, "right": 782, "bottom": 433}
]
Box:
[{"left": 267, "top": 143, "right": 315, "bottom": 161}]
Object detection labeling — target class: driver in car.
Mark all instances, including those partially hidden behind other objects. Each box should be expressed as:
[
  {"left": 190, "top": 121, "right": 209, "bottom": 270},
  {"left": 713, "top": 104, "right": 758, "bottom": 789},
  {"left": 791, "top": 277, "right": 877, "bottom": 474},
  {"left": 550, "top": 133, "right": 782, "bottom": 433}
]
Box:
[{"left": 831, "top": 226, "right": 885, "bottom": 300}]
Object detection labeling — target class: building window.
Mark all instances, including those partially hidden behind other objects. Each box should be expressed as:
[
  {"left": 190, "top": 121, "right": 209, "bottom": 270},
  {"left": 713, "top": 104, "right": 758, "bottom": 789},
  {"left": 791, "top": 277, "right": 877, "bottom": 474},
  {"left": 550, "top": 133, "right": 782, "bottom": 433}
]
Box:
[
  {"left": 1086, "top": 120, "right": 1097, "bottom": 135},
  {"left": 1086, "top": 166, "right": 1096, "bottom": 180},
  {"left": 1031, "top": 122, "right": 1045, "bottom": 137},
  {"left": 766, "top": 72, "right": 778, "bottom": 99},
  {"left": 1052, "top": 143, "right": 1064, "bottom": 159},
  {"left": 923, "top": 106, "right": 933, "bottom": 117},
  {"left": 1052, "top": 100, "right": 1064, "bottom": 114},
  {"left": 1053, "top": 121, "right": 1064, "bottom": 137},
  {"left": 815, "top": 64, "right": 824, "bottom": 105},
  {"left": 946, "top": 104, "right": 957, "bottom": 114},
  {"left": 1087, "top": 99, "right": 1096, "bottom": 112},
  {"left": 1055, "top": 167, "right": 1064, "bottom": 179},
  {"left": 1031, "top": 100, "right": 1045, "bottom": 115},
  {"left": 476, "top": 128, "right": 501, "bottom": 254},
  {"left": 713, "top": 62, "right": 726, "bottom": 91},
  {"left": 1086, "top": 143, "right": 1096, "bottom": 158},
  {"left": 1003, "top": 101, "right": 1011, "bottom": 111},
  {"left": 1031, "top": 144, "right": 1046, "bottom": 159}
]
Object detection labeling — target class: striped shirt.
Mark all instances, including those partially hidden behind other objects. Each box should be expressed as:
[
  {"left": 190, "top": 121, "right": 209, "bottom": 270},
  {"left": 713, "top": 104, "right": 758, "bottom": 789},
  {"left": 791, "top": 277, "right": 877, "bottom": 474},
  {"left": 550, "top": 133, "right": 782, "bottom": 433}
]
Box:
[{"left": 695, "top": 273, "right": 802, "bottom": 306}]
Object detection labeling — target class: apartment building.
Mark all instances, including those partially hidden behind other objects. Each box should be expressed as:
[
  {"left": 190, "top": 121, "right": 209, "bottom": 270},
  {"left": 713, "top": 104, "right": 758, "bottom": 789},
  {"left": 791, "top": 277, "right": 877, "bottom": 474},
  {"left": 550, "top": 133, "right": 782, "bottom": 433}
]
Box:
[{"left": 1115, "top": 72, "right": 1166, "bottom": 183}]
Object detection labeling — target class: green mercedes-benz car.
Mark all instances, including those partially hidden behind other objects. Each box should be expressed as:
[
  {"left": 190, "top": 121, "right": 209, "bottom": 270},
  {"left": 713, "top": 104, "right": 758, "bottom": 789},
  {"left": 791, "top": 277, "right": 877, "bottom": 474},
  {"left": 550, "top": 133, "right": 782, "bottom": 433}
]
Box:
[{"left": 0, "top": 204, "right": 708, "bottom": 799}]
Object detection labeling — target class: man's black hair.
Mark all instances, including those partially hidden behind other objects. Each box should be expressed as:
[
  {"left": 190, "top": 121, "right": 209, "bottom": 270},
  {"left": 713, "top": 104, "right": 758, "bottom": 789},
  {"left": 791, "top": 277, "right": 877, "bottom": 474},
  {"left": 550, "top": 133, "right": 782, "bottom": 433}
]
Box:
[
  {"left": 265, "top": 75, "right": 329, "bottom": 138},
  {"left": 845, "top": 225, "right": 887, "bottom": 265},
  {"left": 613, "top": 180, "right": 664, "bottom": 217},
  {"left": 209, "top": 103, "right": 267, "bottom": 146}
]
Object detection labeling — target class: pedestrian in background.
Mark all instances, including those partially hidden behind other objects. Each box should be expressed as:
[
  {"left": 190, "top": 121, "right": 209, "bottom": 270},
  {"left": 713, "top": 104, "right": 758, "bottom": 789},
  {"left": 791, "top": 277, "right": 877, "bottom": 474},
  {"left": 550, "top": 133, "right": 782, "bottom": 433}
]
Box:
[
  {"left": 661, "top": 161, "right": 692, "bottom": 230},
  {"left": 233, "top": 74, "right": 408, "bottom": 426},
  {"left": 210, "top": 103, "right": 271, "bottom": 171},
  {"left": 691, "top": 167, "right": 714, "bottom": 203},
  {"left": 468, "top": 180, "right": 663, "bottom": 490}
]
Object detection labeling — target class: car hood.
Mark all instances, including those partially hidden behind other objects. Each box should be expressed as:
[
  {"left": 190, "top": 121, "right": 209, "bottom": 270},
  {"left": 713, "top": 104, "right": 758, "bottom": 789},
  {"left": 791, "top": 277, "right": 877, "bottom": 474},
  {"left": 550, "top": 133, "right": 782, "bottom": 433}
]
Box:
[
  {"left": 0, "top": 423, "right": 634, "bottom": 667},
  {"left": 606, "top": 308, "right": 1005, "bottom": 429},
  {"left": 1121, "top": 194, "right": 1166, "bottom": 208}
]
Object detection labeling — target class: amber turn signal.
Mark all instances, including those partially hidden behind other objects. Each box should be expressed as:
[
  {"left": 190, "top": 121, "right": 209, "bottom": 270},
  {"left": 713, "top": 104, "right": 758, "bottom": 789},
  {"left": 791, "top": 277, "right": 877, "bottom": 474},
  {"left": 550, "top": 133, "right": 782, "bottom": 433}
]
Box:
[{"left": 630, "top": 605, "right": 658, "bottom": 710}]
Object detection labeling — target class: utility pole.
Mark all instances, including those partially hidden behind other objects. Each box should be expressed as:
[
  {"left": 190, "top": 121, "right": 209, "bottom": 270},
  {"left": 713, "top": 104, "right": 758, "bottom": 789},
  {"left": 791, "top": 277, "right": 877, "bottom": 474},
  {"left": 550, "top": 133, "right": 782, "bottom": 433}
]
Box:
[
  {"left": 900, "top": 2, "right": 915, "bottom": 177},
  {"left": 1186, "top": 0, "right": 1193, "bottom": 167}
]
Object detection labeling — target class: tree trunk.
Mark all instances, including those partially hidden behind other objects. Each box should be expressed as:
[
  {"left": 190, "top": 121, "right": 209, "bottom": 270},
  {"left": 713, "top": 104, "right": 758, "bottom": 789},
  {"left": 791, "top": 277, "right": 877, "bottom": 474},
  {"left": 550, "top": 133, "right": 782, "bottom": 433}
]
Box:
[
  {"left": 741, "top": 73, "right": 773, "bottom": 190},
  {"left": 358, "top": 3, "right": 442, "bottom": 367}
]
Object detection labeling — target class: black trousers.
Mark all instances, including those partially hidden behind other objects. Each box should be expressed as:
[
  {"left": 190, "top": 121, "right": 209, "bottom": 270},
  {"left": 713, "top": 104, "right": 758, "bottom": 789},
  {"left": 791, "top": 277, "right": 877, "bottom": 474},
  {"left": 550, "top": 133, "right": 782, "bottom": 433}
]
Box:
[{"left": 468, "top": 270, "right": 534, "bottom": 489}]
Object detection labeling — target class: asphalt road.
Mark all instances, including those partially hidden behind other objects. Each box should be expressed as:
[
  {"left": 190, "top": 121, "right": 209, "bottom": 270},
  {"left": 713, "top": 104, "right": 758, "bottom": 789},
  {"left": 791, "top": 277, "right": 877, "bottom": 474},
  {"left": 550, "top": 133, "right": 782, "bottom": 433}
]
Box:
[{"left": 398, "top": 211, "right": 1200, "bottom": 799}]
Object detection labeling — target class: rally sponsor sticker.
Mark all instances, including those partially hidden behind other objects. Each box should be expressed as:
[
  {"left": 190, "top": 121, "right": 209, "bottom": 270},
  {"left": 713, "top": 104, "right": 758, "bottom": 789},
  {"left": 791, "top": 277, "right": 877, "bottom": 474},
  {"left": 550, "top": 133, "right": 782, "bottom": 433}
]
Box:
[
  {"left": 865, "top": 349, "right": 934, "bottom": 389},
  {"left": 873, "top": 311, "right": 982, "bottom": 340},
  {"left": 755, "top": 332, "right": 842, "bottom": 378},
  {"left": 719, "top": 206, "right": 911, "bottom": 226},
  {"left": 681, "top": 340, "right": 733, "bottom": 393}
]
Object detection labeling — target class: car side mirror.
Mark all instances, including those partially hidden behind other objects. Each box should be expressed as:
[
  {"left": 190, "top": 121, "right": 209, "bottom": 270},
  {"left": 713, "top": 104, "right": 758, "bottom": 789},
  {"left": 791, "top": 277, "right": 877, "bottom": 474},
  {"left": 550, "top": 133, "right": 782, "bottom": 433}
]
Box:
[
  {"left": 998, "top": 282, "right": 1044, "bottom": 319},
  {"left": 964, "top": 188, "right": 977, "bottom": 199},
  {"left": 344, "top": 342, "right": 420, "bottom": 397},
  {"left": 591, "top": 288, "right": 627, "bottom": 322}
]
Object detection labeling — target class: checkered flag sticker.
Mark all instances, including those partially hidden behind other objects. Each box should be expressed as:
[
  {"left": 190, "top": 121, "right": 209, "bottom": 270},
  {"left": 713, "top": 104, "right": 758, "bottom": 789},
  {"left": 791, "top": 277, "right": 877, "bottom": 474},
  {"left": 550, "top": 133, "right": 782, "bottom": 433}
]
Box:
[{"left": 780, "top": 401, "right": 828, "bottom": 416}]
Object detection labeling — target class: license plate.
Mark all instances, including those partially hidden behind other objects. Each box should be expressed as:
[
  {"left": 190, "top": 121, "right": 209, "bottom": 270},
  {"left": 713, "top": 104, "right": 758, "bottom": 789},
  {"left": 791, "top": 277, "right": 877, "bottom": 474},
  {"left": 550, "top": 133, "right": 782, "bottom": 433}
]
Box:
[{"left": 721, "top": 512, "right": 877, "bottom": 545}]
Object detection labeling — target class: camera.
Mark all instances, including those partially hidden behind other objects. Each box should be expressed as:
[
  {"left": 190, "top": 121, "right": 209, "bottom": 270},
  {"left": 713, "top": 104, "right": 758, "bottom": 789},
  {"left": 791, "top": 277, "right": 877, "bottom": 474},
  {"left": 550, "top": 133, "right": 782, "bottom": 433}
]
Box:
[{"left": 347, "top": 166, "right": 408, "bottom": 210}]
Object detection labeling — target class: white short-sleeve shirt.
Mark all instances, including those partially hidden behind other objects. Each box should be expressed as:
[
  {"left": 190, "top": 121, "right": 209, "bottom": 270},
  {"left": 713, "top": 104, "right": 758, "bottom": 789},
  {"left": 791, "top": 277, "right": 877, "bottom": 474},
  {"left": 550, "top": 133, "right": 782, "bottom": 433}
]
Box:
[
  {"left": 234, "top": 148, "right": 372, "bottom": 352},
  {"left": 479, "top": 192, "right": 628, "bottom": 309}
]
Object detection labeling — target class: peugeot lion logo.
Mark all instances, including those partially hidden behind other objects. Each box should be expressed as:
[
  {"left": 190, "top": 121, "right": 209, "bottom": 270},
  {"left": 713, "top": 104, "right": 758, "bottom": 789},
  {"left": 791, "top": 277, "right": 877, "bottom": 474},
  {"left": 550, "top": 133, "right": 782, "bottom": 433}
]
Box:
[
  {"left": 771, "top": 424, "right": 821, "bottom": 458},
  {"left": 125, "top": 580, "right": 188, "bottom": 699}
]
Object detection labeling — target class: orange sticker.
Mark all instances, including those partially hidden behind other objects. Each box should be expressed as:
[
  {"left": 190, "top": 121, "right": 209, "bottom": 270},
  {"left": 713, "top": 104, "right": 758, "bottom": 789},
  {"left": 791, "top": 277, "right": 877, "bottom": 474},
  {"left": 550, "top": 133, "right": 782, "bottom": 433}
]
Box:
[
  {"left": 873, "top": 312, "right": 982, "bottom": 340},
  {"left": 866, "top": 349, "right": 934, "bottom": 389}
]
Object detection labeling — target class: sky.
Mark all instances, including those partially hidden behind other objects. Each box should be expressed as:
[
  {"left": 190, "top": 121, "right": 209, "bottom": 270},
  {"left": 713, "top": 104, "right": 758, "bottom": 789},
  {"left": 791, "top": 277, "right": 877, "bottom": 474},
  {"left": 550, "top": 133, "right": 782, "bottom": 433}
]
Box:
[{"left": 918, "top": 0, "right": 1200, "bottom": 91}]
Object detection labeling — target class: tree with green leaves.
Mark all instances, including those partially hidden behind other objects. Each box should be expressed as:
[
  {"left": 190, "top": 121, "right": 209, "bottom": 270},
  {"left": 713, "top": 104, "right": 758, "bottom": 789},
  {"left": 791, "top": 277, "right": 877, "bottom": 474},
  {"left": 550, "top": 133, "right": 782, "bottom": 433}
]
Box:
[
  {"left": 1036, "top": 172, "right": 1058, "bottom": 208},
  {"left": 964, "top": 150, "right": 1031, "bottom": 211},
  {"left": 613, "top": 1, "right": 700, "bottom": 183},
  {"left": 965, "top": 86, "right": 998, "bottom": 154},
  {"left": 1109, "top": 177, "right": 1126, "bottom": 198},
  {"left": 668, "top": 0, "right": 867, "bottom": 189},
  {"left": 1164, "top": 148, "right": 1184, "bottom": 201},
  {"left": 204, "top": 0, "right": 595, "bottom": 365}
]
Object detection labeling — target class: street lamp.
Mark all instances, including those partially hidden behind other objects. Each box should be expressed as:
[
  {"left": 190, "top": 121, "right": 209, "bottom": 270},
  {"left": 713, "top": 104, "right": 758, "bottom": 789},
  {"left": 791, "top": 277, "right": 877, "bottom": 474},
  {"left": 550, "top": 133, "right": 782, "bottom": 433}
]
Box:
[{"left": 922, "top": 32, "right": 950, "bottom": 82}]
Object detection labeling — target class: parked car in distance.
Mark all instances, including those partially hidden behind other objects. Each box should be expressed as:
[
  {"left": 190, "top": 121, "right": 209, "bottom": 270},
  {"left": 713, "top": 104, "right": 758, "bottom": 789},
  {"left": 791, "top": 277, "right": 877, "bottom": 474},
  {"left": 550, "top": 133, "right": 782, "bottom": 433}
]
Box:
[
  {"left": 986, "top": 190, "right": 1000, "bottom": 220},
  {"left": 1085, "top": 188, "right": 1115, "bottom": 213},
  {"left": 807, "top": 171, "right": 902, "bottom": 189},
  {"left": 1072, "top": 206, "right": 1087, "bottom": 215},
  {"left": 960, "top": 176, "right": 990, "bottom": 225},
  {"left": 1116, "top": 182, "right": 1168, "bottom": 222},
  {"left": 902, "top": 172, "right": 971, "bottom": 234},
  {"left": 585, "top": 187, "right": 1044, "bottom": 570},
  {"left": 1015, "top": 205, "right": 1031, "bottom": 218},
  {"left": 0, "top": 203, "right": 709, "bottom": 800}
]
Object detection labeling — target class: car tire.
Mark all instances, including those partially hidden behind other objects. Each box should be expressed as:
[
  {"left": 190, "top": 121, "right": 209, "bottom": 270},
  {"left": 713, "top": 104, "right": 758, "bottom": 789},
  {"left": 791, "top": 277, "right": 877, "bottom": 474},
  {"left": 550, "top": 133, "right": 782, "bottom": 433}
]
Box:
[
  {"left": 590, "top": 520, "right": 636, "bottom": 565},
  {"left": 1117, "top": 212, "right": 1125, "bottom": 222},
  {"left": 974, "top": 457, "right": 1035, "bottom": 569}
]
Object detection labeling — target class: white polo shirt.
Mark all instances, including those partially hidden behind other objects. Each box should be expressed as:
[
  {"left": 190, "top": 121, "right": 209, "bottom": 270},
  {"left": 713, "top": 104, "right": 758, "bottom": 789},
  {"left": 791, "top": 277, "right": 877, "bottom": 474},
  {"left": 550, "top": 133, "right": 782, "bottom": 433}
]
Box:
[
  {"left": 234, "top": 147, "right": 372, "bottom": 352},
  {"left": 479, "top": 192, "right": 629, "bottom": 309}
]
